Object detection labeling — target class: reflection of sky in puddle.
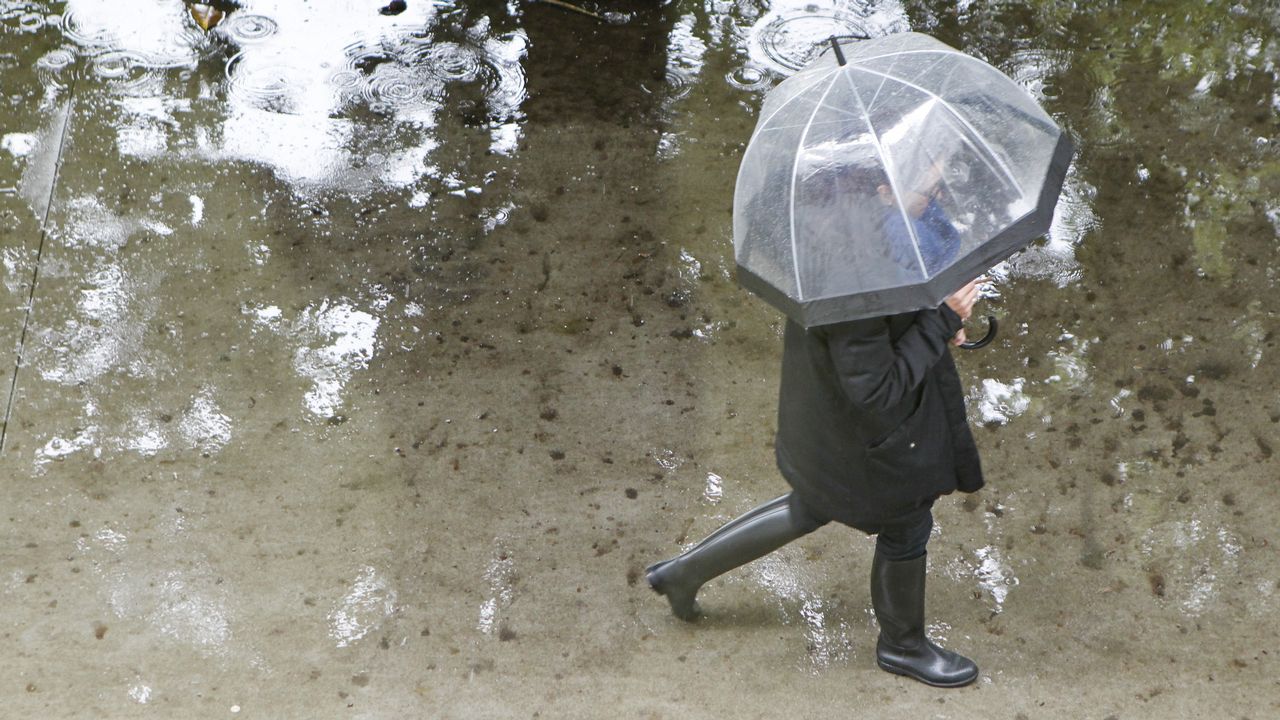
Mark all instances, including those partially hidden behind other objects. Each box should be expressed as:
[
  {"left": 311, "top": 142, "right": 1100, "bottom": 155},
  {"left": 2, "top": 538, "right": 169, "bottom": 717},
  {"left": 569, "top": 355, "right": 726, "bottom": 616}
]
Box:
[
  {"left": 655, "top": 13, "right": 706, "bottom": 158},
  {"left": 1141, "top": 516, "right": 1242, "bottom": 618},
  {"left": 972, "top": 545, "right": 1016, "bottom": 608},
  {"left": 244, "top": 298, "right": 380, "bottom": 419},
  {"left": 477, "top": 545, "right": 516, "bottom": 636},
  {"left": 1231, "top": 301, "right": 1266, "bottom": 370},
  {"left": 743, "top": 0, "right": 910, "bottom": 75},
  {"left": 28, "top": 194, "right": 237, "bottom": 463},
  {"left": 329, "top": 565, "right": 398, "bottom": 648},
  {"left": 2, "top": 132, "right": 38, "bottom": 156},
  {"left": 750, "top": 551, "right": 857, "bottom": 672},
  {"left": 971, "top": 377, "right": 1030, "bottom": 426},
  {"left": 293, "top": 301, "right": 380, "bottom": 418},
  {"left": 77, "top": 525, "right": 251, "bottom": 660},
  {"left": 52, "top": 0, "right": 529, "bottom": 195},
  {"left": 943, "top": 544, "right": 1018, "bottom": 613},
  {"left": 1000, "top": 166, "right": 1095, "bottom": 287},
  {"left": 127, "top": 683, "right": 152, "bottom": 704},
  {"left": 702, "top": 472, "right": 723, "bottom": 504},
  {"left": 1044, "top": 333, "right": 1092, "bottom": 389},
  {"left": 178, "top": 387, "right": 233, "bottom": 451},
  {"left": 39, "top": 258, "right": 147, "bottom": 385},
  {"left": 652, "top": 447, "right": 684, "bottom": 473}
]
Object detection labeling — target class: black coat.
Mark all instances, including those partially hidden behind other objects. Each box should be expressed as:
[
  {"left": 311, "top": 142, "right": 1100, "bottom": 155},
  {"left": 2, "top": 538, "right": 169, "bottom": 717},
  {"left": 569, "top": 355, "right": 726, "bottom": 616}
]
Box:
[{"left": 775, "top": 306, "right": 984, "bottom": 532}]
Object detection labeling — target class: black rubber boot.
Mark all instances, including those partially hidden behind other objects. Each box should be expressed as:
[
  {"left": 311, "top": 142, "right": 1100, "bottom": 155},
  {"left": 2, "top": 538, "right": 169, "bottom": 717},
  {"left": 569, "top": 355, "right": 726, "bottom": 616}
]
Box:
[
  {"left": 870, "top": 551, "right": 978, "bottom": 688},
  {"left": 646, "top": 494, "right": 807, "bottom": 621}
]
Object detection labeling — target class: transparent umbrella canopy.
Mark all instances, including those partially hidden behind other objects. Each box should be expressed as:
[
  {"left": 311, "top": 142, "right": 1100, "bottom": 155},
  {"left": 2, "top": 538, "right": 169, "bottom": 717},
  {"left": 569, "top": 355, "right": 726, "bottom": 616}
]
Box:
[{"left": 733, "top": 32, "right": 1073, "bottom": 328}]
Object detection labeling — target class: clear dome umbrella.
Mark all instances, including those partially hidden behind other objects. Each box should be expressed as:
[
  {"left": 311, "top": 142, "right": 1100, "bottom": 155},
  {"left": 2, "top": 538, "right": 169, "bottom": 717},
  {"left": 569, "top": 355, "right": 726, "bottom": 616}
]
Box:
[{"left": 733, "top": 32, "right": 1073, "bottom": 339}]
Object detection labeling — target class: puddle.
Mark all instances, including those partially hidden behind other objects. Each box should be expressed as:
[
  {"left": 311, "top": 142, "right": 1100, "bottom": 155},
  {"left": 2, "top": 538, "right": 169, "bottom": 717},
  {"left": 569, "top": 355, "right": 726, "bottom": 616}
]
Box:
[
  {"left": 702, "top": 471, "right": 723, "bottom": 505},
  {"left": 290, "top": 300, "right": 381, "bottom": 420},
  {"left": 127, "top": 682, "right": 152, "bottom": 704},
  {"left": 744, "top": 0, "right": 909, "bottom": 75},
  {"left": 1140, "top": 516, "right": 1243, "bottom": 618},
  {"left": 971, "top": 377, "right": 1031, "bottom": 426},
  {"left": 750, "top": 550, "right": 858, "bottom": 672},
  {"left": 477, "top": 544, "right": 516, "bottom": 636},
  {"left": 329, "top": 565, "right": 398, "bottom": 648},
  {"left": 43, "top": 0, "right": 529, "bottom": 197},
  {"left": 76, "top": 525, "right": 244, "bottom": 658}
]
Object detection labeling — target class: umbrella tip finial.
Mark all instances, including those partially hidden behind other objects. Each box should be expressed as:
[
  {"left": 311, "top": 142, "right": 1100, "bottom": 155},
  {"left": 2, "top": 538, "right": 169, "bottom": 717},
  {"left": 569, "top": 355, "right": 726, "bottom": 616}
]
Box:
[{"left": 829, "top": 36, "right": 847, "bottom": 66}]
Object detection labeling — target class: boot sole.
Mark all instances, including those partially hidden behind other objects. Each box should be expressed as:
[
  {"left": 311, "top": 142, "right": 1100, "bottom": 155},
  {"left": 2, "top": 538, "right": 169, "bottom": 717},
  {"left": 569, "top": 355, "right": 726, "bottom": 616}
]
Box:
[{"left": 876, "top": 658, "right": 978, "bottom": 688}]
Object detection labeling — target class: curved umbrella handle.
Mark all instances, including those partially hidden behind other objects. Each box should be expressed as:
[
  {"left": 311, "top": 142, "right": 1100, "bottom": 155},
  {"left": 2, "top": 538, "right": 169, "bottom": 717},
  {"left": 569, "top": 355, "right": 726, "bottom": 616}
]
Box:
[{"left": 959, "top": 316, "right": 998, "bottom": 350}]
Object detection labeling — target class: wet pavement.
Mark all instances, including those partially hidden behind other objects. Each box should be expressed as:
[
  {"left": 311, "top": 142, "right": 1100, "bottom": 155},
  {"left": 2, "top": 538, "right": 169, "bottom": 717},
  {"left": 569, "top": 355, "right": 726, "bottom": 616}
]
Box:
[{"left": 2, "top": 0, "right": 1279, "bottom": 717}]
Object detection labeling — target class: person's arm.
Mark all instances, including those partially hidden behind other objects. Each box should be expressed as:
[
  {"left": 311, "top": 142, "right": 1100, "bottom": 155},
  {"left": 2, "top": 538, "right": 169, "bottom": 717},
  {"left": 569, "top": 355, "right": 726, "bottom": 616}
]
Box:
[
  {"left": 828, "top": 278, "right": 980, "bottom": 411},
  {"left": 826, "top": 307, "right": 963, "bottom": 413}
]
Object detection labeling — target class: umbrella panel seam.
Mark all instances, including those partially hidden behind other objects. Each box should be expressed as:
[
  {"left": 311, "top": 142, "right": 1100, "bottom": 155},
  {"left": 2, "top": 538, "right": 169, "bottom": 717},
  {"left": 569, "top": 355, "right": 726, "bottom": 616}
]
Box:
[
  {"left": 841, "top": 68, "right": 930, "bottom": 281},
  {"left": 843, "top": 48, "right": 978, "bottom": 69},
  {"left": 753, "top": 118, "right": 869, "bottom": 132},
  {"left": 846, "top": 64, "right": 1025, "bottom": 198},
  {"left": 788, "top": 71, "right": 844, "bottom": 301},
  {"left": 751, "top": 67, "right": 842, "bottom": 142}
]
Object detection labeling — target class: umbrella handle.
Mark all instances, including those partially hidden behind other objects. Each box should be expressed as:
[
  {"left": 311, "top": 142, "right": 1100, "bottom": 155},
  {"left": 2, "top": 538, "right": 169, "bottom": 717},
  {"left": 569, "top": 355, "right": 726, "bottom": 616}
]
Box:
[{"left": 959, "top": 315, "right": 998, "bottom": 350}]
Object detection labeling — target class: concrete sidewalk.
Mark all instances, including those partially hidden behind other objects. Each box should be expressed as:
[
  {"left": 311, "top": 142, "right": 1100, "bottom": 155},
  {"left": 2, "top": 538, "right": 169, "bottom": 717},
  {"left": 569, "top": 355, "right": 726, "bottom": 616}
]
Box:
[{"left": 2, "top": 2, "right": 1279, "bottom": 718}]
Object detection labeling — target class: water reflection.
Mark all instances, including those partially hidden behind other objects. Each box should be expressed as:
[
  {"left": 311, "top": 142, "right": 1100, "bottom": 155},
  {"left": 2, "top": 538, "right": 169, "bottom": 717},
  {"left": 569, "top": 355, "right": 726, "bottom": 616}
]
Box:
[
  {"left": 971, "top": 377, "right": 1030, "bottom": 426},
  {"left": 291, "top": 301, "right": 380, "bottom": 419},
  {"left": 655, "top": 11, "right": 706, "bottom": 158},
  {"left": 1044, "top": 333, "right": 1092, "bottom": 390},
  {"left": 1, "top": 132, "right": 38, "bottom": 157},
  {"left": 971, "top": 545, "right": 1016, "bottom": 609},
  {"left": 77, "top": 525, "right": 245, "bottom": 658},
  {"left": 1140, "top": 516, "right": 1242, "bottom": 618},
  {"left": 744, "top": 0, "right": 908, "bottom": 75},
  {"left": 477, "top": 544, "right": 516, "bottom": 636},
  {"left": 702, "top": 471, "right": 723, "bottom": 504},
  {"left": 751, "top": 551, "right": 856, "bottom": 671},
  {"left": 127, "top": 683, "right": 153, "bottom": 704},
  {"left": 1002, "top": 166, "right": 1095, "bottom": 287},
  {"left": 52, "top": 0, "right": 529, "bottom": 194},
  {"left": 329, "top": 565, "right": 398, "bottom": 647}
]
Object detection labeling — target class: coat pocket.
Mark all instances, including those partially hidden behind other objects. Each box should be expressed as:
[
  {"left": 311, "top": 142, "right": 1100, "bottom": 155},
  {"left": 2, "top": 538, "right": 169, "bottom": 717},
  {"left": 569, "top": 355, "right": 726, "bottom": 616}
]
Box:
[{"left": 864, "top": 378, "right": 952, "bottom": 485}]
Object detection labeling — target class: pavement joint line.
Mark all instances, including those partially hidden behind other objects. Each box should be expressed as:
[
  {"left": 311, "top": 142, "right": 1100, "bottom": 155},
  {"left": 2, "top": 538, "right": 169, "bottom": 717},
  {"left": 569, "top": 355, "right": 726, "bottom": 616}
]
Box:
[{"left": 1, "top": 72, "right": 78, "bottom": 454}]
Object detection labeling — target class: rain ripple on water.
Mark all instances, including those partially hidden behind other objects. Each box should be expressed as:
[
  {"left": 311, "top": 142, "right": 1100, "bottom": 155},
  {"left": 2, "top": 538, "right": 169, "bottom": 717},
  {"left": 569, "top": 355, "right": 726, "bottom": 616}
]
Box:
[
  {"left": 219, "top": 13, "right": 278, "bottom": 43},
  {"left": 740, "top": 0, "right": 910, "bottom": 77},
  {"left": 45, "top": 0, "right": 530, "bottom": 192},
  {"left": 749, "top": 5, "right": 871, "bottom": 73}
]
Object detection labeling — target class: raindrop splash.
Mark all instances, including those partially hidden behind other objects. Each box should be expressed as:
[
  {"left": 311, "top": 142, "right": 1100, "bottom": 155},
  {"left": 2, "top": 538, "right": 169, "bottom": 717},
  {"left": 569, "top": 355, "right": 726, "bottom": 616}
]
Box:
[
  {"left": 220, "top": 13, "right": 278, "bottom": 43},
  {"left": 749, "top": 6, "right": 871, "bottom": 73},
  {"left": 726, "top": 64, "right": 772, "bottom": 92}
]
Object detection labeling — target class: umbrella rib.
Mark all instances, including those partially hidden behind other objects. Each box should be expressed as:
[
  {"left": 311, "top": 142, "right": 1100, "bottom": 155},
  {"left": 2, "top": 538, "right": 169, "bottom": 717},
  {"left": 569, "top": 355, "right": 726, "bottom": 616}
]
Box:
[
  {"left": 841, "top": 69, "right": 929, "bottom": 279},
  {"left": 853, "top": 49, "right": 1057, "bottom": 131},
  {"left": 862, "top": 50, "right": 947, "bottom": 119},
  {"left": 788, "top": 71, "right": 843, "bottom": 301},
  {"left": 844, "top": 48, "right": 973, "bottom": 67},
  {"left": 848, "top": 64, "right": 1025, "bottom": 197},
  {"left": 754, "top": 118, "right": 862, "bottom": 132}
]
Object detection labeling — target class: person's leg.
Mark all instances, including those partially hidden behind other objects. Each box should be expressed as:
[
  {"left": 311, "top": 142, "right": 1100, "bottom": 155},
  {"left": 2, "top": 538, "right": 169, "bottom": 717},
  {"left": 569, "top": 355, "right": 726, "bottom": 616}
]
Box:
[
  {"left": 870, "top": 510, "right": 978, "bottom": 687},
  {"left": 647, "top": 492, "right": 827, "bottom": 620},
  {"left": 873, "top": 510, "right": 934, "bottom": 561}
]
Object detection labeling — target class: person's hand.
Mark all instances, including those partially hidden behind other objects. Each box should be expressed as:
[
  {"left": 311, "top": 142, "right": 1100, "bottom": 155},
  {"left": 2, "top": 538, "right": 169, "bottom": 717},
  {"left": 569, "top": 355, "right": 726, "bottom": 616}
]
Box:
[
  {"left": 945, "top": 279, "right": 980, "bottom": 322},
  {"left": 950, "top": 328, "right": 967, "bottom": 347}
]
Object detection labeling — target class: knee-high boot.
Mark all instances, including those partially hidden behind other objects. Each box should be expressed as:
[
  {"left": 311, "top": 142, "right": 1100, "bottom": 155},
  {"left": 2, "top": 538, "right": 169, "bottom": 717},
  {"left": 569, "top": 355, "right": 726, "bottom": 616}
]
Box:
[
  {"left": 646, "top": 494, "right": 809, "bottom": 621},
  {"left": 870, "top": 551, "right": 978, "bottom": 687}
]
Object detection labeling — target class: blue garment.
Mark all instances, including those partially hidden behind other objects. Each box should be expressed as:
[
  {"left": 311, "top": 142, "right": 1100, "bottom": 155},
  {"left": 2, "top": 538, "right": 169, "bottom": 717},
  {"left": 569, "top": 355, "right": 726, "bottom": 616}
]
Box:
[{"left": 884, "top": 198, "right": 961, "bottom": 276}]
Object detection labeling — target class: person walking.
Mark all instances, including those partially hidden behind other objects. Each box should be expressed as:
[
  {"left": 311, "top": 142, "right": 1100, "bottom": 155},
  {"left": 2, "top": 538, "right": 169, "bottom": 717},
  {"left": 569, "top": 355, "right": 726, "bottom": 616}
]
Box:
[{"left": 645, "top": 278, "right": 984, "bottom": 688}]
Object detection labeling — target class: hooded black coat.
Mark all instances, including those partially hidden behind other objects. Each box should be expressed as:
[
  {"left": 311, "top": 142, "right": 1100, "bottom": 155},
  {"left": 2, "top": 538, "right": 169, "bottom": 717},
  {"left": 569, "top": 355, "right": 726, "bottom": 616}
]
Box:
[{"left": 775, "top": 306, "right": 984, "bottom": 532}]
